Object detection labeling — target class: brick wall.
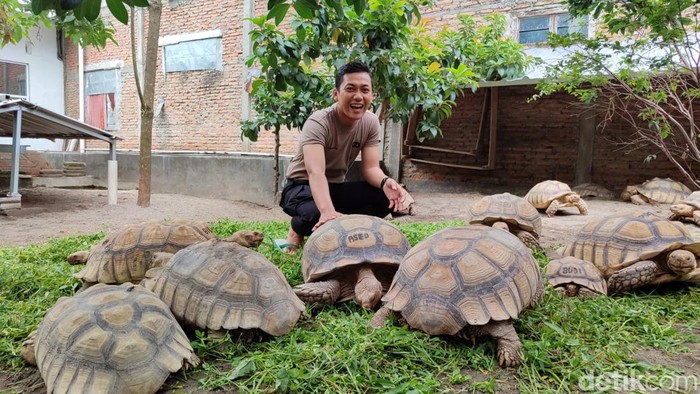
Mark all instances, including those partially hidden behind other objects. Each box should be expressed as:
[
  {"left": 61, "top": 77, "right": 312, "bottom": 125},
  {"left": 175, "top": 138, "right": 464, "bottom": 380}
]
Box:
[
  {"left": 70, "top": 0, "right": 299, "bottom": 154},
  {"left": 401, "top": 85, "right": 683, "bottom": 194},
  {"left": 62, "top": 0, "right": 689, "bottom": 192}
]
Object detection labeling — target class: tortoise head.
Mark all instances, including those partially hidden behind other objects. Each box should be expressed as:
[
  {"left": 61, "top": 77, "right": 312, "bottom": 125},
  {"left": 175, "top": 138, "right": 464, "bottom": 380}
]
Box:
[
  {"left": 354, "top": 266, "right": 383, "bottom": 309},
  {"left": 669, "top": 203, "right": 694, "bottom": 216},
  {"left": 667, "top": 249, "right": 697, "bottom": 275},
  {"left": 564, "top": 193, "right": 582, "bottom": 203},
  {"left": 620, "top": 186, "right": 638, "bottom": 201},
  {"left": 226, "top": 230, "right": 264, "bottom": 248}
]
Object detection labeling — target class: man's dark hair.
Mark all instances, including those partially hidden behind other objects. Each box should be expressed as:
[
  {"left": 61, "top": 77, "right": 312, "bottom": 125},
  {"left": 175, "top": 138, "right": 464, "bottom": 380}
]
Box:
[{"left": 335, "top": 61, "right": 372, "bottom": 89}]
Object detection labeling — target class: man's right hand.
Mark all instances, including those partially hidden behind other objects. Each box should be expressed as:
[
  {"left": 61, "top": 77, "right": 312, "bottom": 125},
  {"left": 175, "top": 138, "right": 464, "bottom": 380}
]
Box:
[{"left": 313, "top": 210, "right": 343, "bottom": 232}]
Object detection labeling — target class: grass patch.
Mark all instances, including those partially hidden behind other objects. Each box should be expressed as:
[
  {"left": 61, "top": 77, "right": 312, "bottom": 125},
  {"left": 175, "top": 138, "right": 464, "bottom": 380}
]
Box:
[{"left": 1, "top": 220, "right": 698, "bottom": 393}]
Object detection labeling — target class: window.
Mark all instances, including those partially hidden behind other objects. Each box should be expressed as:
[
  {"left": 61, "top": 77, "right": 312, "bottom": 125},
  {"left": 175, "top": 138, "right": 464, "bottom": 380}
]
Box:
[
  {"left": 519, "top": 12, "right": 589, "bottom": 44},
  {"left": 163, "top": 37, "right": 222, "bottom": 72},
  {"left": 0, "top": 61, "right": 28, "bottom": 99},
  {"left": 85, "top": 69, "right": 119, "bottom": 130}
]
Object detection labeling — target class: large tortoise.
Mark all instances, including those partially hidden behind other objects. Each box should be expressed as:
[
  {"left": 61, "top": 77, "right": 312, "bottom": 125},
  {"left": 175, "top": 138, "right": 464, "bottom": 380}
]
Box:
[
  {"left": 294, "top": 214, "right": 411, "bottom": 309},
  {"left": 144, "top": 239, "right": 305, "bottom": 338},
  {"left": 546, "top": 256, "right": 607, "bottom": 297},
  {"left": 371, "top": 226, "right": 543, "bottom": 367},
  {"left": 22, "top": 283, "right": 198, "bottom": 394},
  {"left": 525, "top": 180, "right": 588, "bottom": 217},
  {"left": 572, "top": 183, "right": 615, "bottom": 200},
  {"left": 562, "top": 214, "right": 700, "bottom": 293},
  {"left": 620, "top": 177, "right": 691, "bottom": 205},
  {"left": 71, "top": 220, "right": 263, "bottom": 287},
  {"left": 468, "top": 192, "right": 543, "bottom": 251},
  {"left": 669, "top": 191, "right": 700, "bottom": 226}
]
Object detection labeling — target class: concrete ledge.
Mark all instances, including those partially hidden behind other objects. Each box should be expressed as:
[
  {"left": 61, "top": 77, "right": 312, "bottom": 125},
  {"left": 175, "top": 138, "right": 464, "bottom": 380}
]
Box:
[
  {"left": 0, "top": 196, "right": 21, "bottom": 210},
  {"left": 31, "top": 175, "right": 97, "bottom": 188}
]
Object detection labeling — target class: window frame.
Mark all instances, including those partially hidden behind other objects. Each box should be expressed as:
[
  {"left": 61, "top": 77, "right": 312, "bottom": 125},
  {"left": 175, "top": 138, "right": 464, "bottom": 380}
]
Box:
[
  {"left": 0, "top": 61, "right": 29, "bottom": 100},
  {"left": 159, "top": 30, "right": 223, "bottom": 73},
  {"left": 84, "top": 68, "right": 120, "bottom": 131},
  {"left": 517, "top": 12, "right": 589, "bottom": 45}
]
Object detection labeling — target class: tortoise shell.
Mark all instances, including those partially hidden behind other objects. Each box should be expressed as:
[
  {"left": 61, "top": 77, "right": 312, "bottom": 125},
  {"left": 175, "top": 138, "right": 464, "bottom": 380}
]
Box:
[
  {"left": 33, "top": 283, "right": 198, "bottom": 394},
  {"left": 525, "top": 180, "right": 576, "bottom": 209},
  {"left": 469, "top": 192, "right": 542, "bottom": 237},
  {"left": 146, "top": 239, "right": 305, "bottom": 336},
  {"left": 546, "top": 256, "right": 607, "bottom": 296},
  {"left": 74, "top": 220, "right": 215, "bottom": 285},
  {"left": 301, "top": 215, "right": 410, "bottom": 300},
  {"left": 637, "top": 177, "right": 692, "bottom": 204},
  {"left": 380, "top": 226, "right": 542, "bottom": 336},
  {"left": 572, "top": 183, "right": 615, "bottom": 200},
  {"left": 562, "top": 214, "right": 696, "bottom": 277}
]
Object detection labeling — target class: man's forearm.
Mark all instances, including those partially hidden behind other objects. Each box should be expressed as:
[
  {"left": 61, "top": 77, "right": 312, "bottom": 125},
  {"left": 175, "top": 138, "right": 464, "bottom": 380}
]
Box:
[{"left": 308, "top": 173, "right": 335, "bottom": 213}]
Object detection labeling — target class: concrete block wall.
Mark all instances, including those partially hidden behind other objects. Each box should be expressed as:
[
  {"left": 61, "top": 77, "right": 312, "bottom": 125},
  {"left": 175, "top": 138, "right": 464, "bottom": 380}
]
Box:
[{"left": 41, "top": 151, "right": 292, "bottom": 205}]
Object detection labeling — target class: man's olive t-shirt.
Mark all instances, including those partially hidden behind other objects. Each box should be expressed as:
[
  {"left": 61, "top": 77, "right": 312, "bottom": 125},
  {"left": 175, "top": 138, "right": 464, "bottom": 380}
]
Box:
[{"left": 285, "top": 104, "right": 381, "bottom": 183}]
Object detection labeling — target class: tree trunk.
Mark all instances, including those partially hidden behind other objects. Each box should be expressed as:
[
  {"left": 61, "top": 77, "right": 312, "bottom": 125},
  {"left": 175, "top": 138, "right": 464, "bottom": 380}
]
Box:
[{"left": 137, "top": 0, "right": 162, "bottom": 207}]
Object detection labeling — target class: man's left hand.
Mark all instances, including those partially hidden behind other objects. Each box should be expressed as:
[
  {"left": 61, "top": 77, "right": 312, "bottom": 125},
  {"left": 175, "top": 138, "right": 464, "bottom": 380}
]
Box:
[{"left": 382, "top": 178, "right": 406, "bottom": 212}]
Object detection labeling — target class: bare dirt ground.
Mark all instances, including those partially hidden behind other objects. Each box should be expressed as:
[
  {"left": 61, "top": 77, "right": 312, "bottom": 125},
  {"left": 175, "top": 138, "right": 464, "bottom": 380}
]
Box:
[
  {"left": 0, "top": 186, "right": 664, "bottom": 249},
  {"left": 1, "top": 187, "right": 698, "bottom": 393}
]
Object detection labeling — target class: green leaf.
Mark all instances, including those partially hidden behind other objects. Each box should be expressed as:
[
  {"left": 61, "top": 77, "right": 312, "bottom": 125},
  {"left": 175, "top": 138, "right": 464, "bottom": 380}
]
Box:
[
  {"left": 324, "top": 0, "right": 344, "bottom": 17},
  {"left": 129, "top": 0, "right": 149, "bottom": 7},
  {"left": 106, "top": 0, "right": 129, "bottom": 24},
  {"left": 292, "top": 0, "right": 318, "bottom": 19},
  {"left": 267, "top": 3, "right": 290, "bottom": 25},
  {"left": 228, "top": 358, "right": 257, "bottom": 380},
  {"left": 350, "top": 0, "right": 366, "bottom": 16},
  {"left": 78, "top": 0, "right": 102, "bottom": 21}
]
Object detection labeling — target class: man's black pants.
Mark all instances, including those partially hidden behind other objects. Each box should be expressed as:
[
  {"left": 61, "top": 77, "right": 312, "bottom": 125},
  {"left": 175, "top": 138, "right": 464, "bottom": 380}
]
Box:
[{"left": 280, "top": 179, "right": 392, "bottom": 237}]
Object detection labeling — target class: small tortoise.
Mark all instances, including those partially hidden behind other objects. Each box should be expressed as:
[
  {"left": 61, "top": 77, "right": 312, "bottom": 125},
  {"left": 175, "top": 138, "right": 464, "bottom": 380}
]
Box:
[
  {"left": 572, "top": 183, "right": 615, "bottom": 200},
  {"left": 620, "top": 177, "right": 691, "bottom": 205},
  {"left": 144, "top": 239, "right": 305, "bottom": 338},
  {"left": 546, "top": 256, "right": 607, "bottom": 297},
  {"left": 71, "top": 220, "right": 263, "bottom": 287},
  {"left": 469, "top": 192, "right": 543, "bottom": 251},
  {"left": 22, "top": 283, "right": 199, "bottom": 394},
  {"left": 669, "top": 191, "right": 700, "bottom": 226},
  {"left": 525, "top": 180, "right": 588, "bottom": 217},
  {"left": 371, "top": 226, "right": 543, "bottom": 367},
  {"left": 294, "top": 214, "right": 411, "bottom": 309},
  {"left": 562, "top": 214, "right": 700, "bottom": 293}
]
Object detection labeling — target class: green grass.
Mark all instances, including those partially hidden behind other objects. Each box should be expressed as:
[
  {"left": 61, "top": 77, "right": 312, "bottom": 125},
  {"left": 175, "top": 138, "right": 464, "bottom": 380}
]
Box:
[{"left": 1, "top": 219, "right": 699, "bottom": 393}]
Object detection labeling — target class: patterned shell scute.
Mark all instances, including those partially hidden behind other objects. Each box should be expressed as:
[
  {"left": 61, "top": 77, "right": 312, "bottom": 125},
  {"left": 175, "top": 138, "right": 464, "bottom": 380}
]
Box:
[
  {"left": 301, "top": 214, "right": 411, "bottom": 282},
  {"left": 562, "top": 214, "right": 694, "bottom": 276},
  {"left": 639, "top": 177, "right": 692, "bottom": 204},
  {"left": 546, "top": 256, "right": 607, "bottom": 295},
  {"left": 469, "top": 192, "right": 542, "bottom": 236},
  {"left": 75, "top": 220, "right": 215, "bottom": 284},
  {"left": 149, "top": 239, "right": 305, "bottom": 336},
  {"left": 34, "top": 283, "right": 196, "bottom": 394},
  {"left": 525, "top": 180, "right": 574, "bottom": 209},
  {"left": 381, "top": 226, "right": 541, "bottom": 336},
  {"left": 679, "top": 191, "right": 700, "bottom": 210}
]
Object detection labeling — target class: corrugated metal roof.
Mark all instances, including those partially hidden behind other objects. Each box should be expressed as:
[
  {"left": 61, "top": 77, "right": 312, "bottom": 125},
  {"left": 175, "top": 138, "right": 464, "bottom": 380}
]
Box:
[{"left": 0, "top": 99, "right": 120, "bottom": 143}]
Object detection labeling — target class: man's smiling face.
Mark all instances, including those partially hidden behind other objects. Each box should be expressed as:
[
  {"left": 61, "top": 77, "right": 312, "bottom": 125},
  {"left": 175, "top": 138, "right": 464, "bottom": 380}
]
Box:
[{"left": 333, "top": 72, "right": 374, "bottom": 126}]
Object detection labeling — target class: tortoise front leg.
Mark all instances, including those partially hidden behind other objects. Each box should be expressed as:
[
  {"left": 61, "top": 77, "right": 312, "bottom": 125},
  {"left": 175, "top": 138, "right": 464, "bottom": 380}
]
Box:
[
  {"left": 461, "top": 320, "right": 522, "bottom": 367},
  {"left": 630, "top": 195, "right": 648, "bottom": 205},
  {"left": 607, "top": 260, "right": 659, "bottom": 293},
  {"left": 293, "top": 280, "right": 341, "bottom": 305},
  {"left": 370, "top": 305, "right": 393, "bottom": 328},
  {"left": 515, "top": 230, "right": 542, "bottom": 252},
  {"left": 573, "top": 198, "right": 588, "bottom": 215},
  {"left": 545, "top": 200, "right": 561, "bottom": 217}
]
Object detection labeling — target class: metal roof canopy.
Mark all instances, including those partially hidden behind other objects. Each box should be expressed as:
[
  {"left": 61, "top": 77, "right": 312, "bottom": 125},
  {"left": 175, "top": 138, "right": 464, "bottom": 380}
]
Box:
[{"left": 0, "top": 99, "right": 120, "bottom": 205}]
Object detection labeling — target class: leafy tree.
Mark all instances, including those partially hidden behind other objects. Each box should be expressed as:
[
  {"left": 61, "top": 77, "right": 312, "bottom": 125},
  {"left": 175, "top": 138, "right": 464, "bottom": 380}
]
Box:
[
  {"left": 535, "top": 0, "right": 700, "bottom": 188},
  {"left": 244, "top": 0, "right": 533, "bottom": 194},
  {"left": 22, "top": 0, "right": 159, "bottom": 206},
  {"left": 1, "top": 0, "right": 116, "bottom": 48}
]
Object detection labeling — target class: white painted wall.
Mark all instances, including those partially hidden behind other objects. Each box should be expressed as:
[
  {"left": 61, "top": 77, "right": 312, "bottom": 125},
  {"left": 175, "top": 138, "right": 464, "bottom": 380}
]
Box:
[{"left": 0, "top": 25, "right": 65, "bottom": 151}]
